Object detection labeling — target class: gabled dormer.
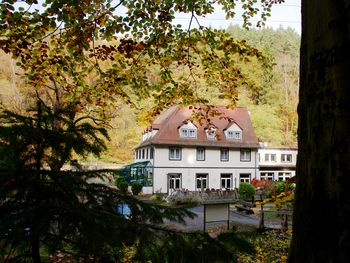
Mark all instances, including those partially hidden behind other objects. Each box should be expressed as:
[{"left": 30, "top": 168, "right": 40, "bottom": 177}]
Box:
[
  {"left": 205, "top": 126, "right": 217, "bottom": 140},
  {"left": 224, "top": 122, "right": 242, "bottom": 141},
  {"left": 178, "top": 121, "right": 197, "bottom": 138}
]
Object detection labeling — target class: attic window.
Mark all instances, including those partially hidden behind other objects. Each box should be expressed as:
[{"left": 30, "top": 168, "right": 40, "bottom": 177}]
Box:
[
  {"left": 180, "top": 128, "right": 196, "bottom": 138},
  {"left": 206, "top": 128, "right": 216, "bottom": 140},
  {"left": 227, "top": 131, "right": 242, "bottom": 140}
]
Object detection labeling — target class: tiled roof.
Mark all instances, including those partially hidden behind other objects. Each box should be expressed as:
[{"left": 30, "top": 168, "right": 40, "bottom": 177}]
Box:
[{"left": 136, "top": 105, "right": 259, "bottom": 149}]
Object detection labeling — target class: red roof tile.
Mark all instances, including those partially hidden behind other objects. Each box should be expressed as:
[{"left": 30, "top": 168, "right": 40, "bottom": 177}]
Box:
[{"left": 137, "top": 105, "right": 259, "bottom": 149}]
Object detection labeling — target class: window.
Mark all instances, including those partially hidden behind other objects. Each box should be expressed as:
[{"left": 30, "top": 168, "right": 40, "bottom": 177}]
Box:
[
  {"left": 146, "top": 148, "right": 149, "bottom": 159},
  {"left": 142, "top": 149, "right": 145, "bottom": 159},
  {"left": 188, "top": 129, "right": 196, "bottom": 138},
  {"left": 221, "top": 174, "right": 232, "bottom": 189},
  {"left": 196, "top": 174, "right": 208, "bottom": 190},
  {"left": 169, "top": 174, "right": 181, "bottom": 192},
  {"left": 150, "top": 147, "right": 154, "bottom": 159},
  {"left": 260, "top": 172, "right": 274, "bottom": 181},
  {"left": 281, "top": 154, "right": 292, "bottom": 163},
  {"left": 220, "top": 148, "right": 229, "bottom": 161},
  {"left": 196, "top": 147, "right": 205, "bottom": 161},
  {"left": 240, "top": 149, "right": 251, "bottom": 162},
  {"left": 180, "top": 129, "right": 188, "bottom": 137},
  {"left": 278, "top": 172, "right": 292, "bottom": 181},
  {"left": 169, "top": 147, "right": 182, "bottom": 160},
  {"left": 239, "top": 173, "right": 251, "bottom": 183},
  {"left": 264, "top": 153, "right": 276, "bottom": 162},
  {"left": 227, "top": 130, "right": 242, "bottom": 140},
  {"left": 180, "top": 128, "right": 197, "bottom": 138},
  {"left": 206, "top": 128, "right": 216, "bottom": 140}
]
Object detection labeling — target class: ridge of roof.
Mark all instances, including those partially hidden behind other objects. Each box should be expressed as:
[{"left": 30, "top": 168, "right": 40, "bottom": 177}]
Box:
[{"left": 153, "top": 105, "right": 180, "bottom": 126}]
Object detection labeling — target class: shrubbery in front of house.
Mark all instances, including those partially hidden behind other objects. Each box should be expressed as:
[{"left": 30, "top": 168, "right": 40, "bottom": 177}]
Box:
[
  {"left": 238, "top": 183, "right": 256, "bottom": 201},
  {"left": 116, "top": 176, "right": 129, "bottom": 193},
  {"left": 265, "top": 181, "right": 296, "bottom": 198},
  {"left": 131, "top": 181, "right": 143, "bottom": 195}
]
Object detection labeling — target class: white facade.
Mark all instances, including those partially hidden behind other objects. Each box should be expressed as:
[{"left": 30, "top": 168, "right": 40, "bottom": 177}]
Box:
[
  {"left": 135, "top": 145, "right": 258, "bottom": 194},
  {"left": 258, "top": 147, "right": 297, "bottom": 181},
  {"left": 133, "top": 146, "right": 298, "bottom": 194},
  {"left": 131, "top": 105, "right": 263, "bottom": 194}
]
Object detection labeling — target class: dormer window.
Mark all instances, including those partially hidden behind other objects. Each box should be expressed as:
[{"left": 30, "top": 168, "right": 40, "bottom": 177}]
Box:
[
  {"left": 180, "top": 128, "right": 197, "bottom": 138},
  {"left": 225, "top": 122, "right": 242, "bottom": 140},
  {"left": 179, "top": 121, "right": 197, "bottom": 138},
  {"left": 206, "top": 128, "right": 216, "bottom": 140},
  {"left": 227, "top": 131, "right": 242, "bottom": 140}
]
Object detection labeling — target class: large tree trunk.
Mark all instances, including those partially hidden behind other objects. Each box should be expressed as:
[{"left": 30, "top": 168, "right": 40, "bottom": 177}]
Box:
[{"left": 289, "top": 1, "right": 350, "bottom": 262}]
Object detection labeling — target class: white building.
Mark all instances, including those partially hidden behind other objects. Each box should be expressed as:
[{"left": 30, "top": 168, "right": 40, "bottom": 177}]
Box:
[
  {"left": 132, "top": 105, "right": 260, "bottom": 194},
  {"left": 258, "top": 146, "right": 297, "bottom": 181}
]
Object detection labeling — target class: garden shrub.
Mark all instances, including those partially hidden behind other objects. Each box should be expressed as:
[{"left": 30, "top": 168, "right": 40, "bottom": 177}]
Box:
[
  {"left": 238, "top": 183, "right": 256, "bottom": 201},
  {"left": 150, "top": 190, "right": 165, "bottom": 203},
  {"left": 276, "top": 181, "right": 286, "bottom": 195},
  {"left": 131, "top": 181, "right": 143, "bottom": 195},
  {"left": 116, "top": 176, "right": 129, "bottom": 193},
  {"left": 288, "top": 183, "right": 296, "bottom": 191}
]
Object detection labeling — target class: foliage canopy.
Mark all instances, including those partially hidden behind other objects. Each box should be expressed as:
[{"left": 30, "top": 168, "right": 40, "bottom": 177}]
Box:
[
  {"left": 0, "top": 0, "right": 286, "bottom": 261},
  {"left": 0, "top": 0, "right": 281, "bottom": 119}
]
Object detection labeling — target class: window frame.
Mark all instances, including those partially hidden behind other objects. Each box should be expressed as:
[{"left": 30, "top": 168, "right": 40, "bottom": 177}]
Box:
[
  {"left": 240, "top": 149, "right": 251, "bottom": 162},
  {"left": 264, "top": 153, "right": 277, "bottom": 162},
  {"left": 239, "top": 173, "right": 251, "bottom": 183},
  {"left": 278, "top": 172, "right": 292, "bottom": 181},
  {"left": 220, "top": 173, "right": 232, "bottom": 190},
  {"left": 188, "top": 129, "right": 197, "bottom": 138},
  {"left": 220, "top": 148, "right": 229, "bottom": 162},
  {"left": 180, "top": 128, "right": 197, "bottom": 138},
  {"left": 196, "top": 147, "right": 206, "bottom": 161},
  {"left": 150, "top": 147, "right": 154, "bottom": 159},
  {"left": 180, "top": 129, "right": 188, "bottom": 137},
  {"left": 260, "top": 172, "right": 274, "bottom": 181},
  {"left": 169, "top": 147, "right": 182, "bottom": 161},
  {"left": 281, "top": 154, "right": 292, "bottom": 163},
  {"left": 227, "top": 130, "right": 242, "bottom": 140},
  {"left": 196, "top": 174, "right": 208, "bottom": 191},
  {"left": 168, "top": 173, "right": 182, "bottom": 191}
]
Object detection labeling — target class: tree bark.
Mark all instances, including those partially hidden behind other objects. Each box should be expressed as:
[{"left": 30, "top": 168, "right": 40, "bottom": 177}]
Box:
[
  {"left": 289, "top": 1, "right": 350, "bottom": 262},
  {"left": 31, "top": 237, "right": 41, "bottom": 263}
]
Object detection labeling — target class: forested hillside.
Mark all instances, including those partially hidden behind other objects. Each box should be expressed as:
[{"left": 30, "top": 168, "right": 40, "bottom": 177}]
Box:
[
  {"left": 0, "top": 26, "right": 300, "bottom": 164},
  {"left": 226, "top": 25, "right": 300, "bottom": 147}
]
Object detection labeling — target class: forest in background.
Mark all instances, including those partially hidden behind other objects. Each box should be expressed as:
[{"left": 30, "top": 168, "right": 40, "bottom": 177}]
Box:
[{"left": 0, "top": 25, "right": 300, "bottom": 164}]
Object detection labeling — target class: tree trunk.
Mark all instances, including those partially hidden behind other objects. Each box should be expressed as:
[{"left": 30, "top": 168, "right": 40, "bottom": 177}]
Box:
[
  {"left": 289, "top": 1, "right": 350, "bottom": 262},
  {"left": 31, "top": 237, "right": 41, "bottom": 263}
]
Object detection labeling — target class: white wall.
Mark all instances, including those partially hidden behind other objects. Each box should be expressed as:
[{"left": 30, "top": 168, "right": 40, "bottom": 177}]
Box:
[
  {"left": 152, "top": 167, "right": 258, "bottom": 193},
  {"left": 154, "top": 146, "right": 256, "bottom": 168},
  {"left": 258, "top": 148, "right": 297, "bottom": 166},
  {"left": 151, "top": 146, "right": 258, "bottom": 193},
  {"left": 258, "top": 148, "right": 297, "bottom": 181}
]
